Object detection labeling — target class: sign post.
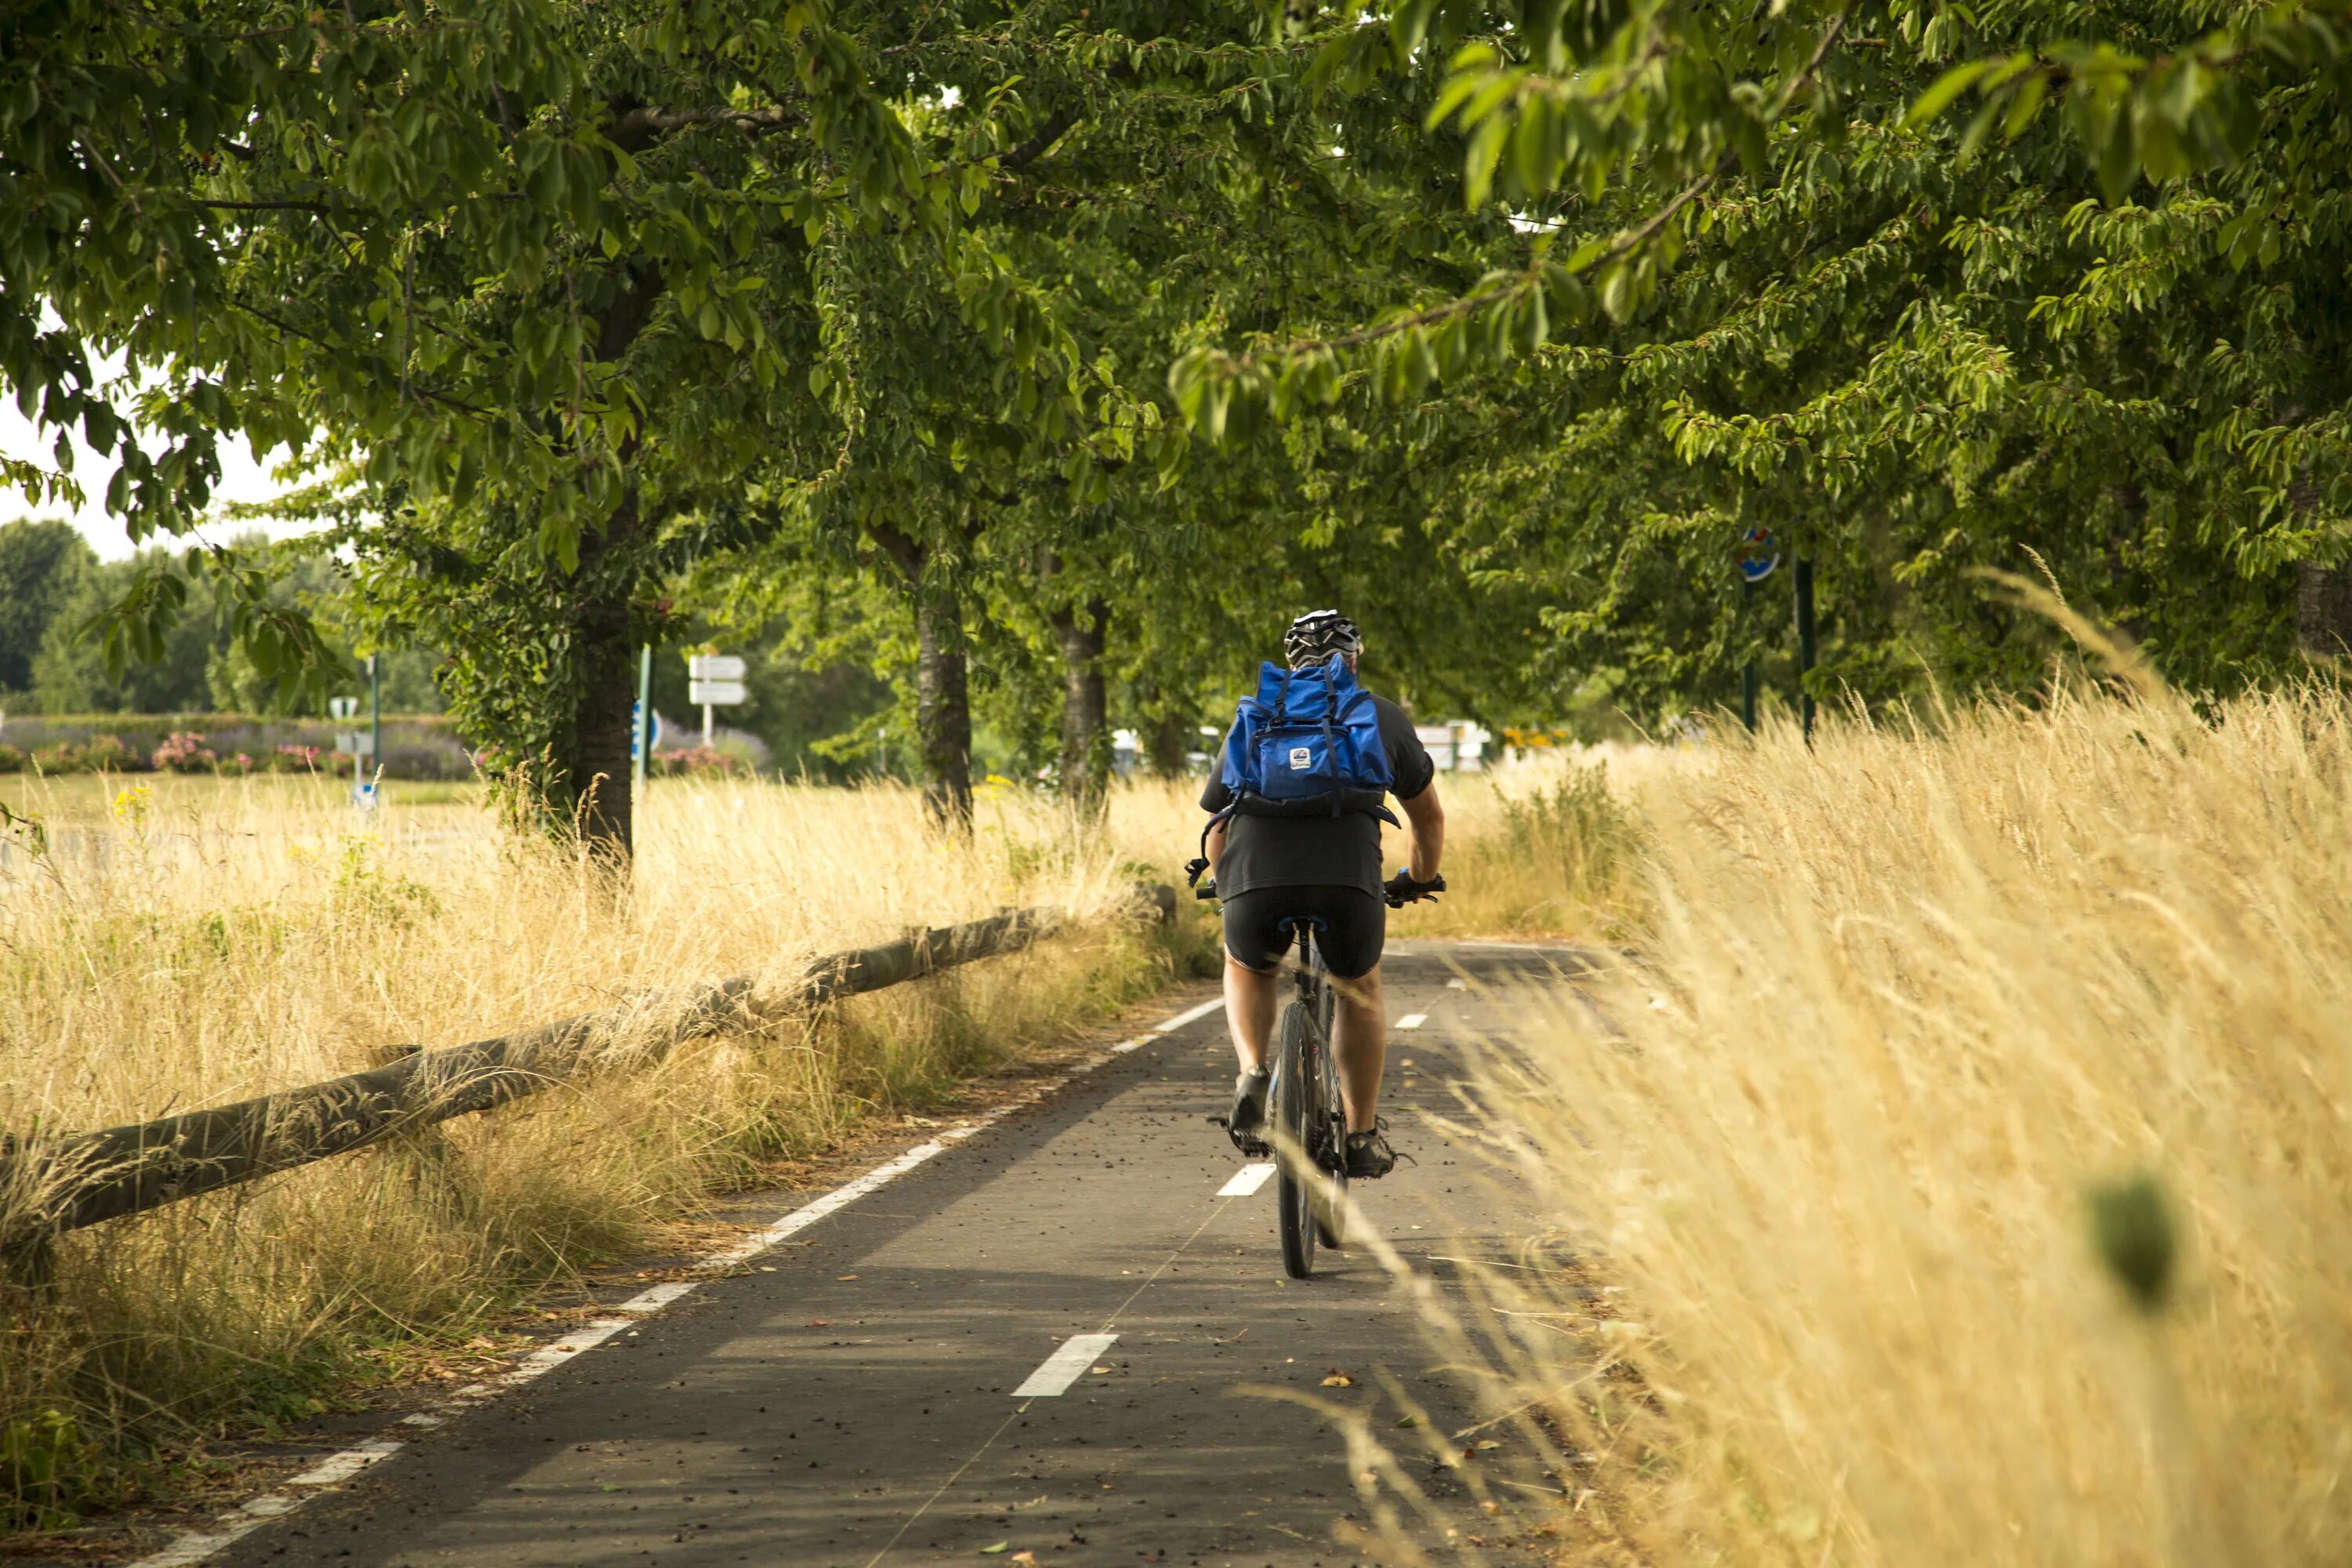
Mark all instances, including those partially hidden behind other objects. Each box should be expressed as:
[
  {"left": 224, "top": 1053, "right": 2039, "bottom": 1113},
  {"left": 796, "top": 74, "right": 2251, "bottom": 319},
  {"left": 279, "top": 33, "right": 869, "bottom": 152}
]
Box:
[
  {"left": 1795, "top": 555, "right": 1818, "bottom": 742},
  {"left": 328, "top": 695, "right": 374, "bottom": 808},
  {"left": 1735, "top": 528, "right": 1780, "bottom": 733},
  {"left": 368, "top": 652, "right": 382, "bottom": 797},
  {"left": 633, "top": 644, "right": 653, "bottom": 792},
  {"left": 686, "top": 654, "right": 747, "bottom": 749}
]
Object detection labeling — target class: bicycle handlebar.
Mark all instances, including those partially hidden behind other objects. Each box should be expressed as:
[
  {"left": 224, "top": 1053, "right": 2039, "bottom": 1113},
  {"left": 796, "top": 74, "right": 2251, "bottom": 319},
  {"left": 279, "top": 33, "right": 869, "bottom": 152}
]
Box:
[{"left": 1382, "top": 869, "right": 1446, "bottom": 908}]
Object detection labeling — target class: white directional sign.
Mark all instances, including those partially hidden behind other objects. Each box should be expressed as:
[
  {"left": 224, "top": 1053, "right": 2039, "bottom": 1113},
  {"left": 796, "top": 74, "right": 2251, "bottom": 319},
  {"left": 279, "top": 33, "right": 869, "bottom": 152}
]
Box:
[
  {"left": 335, "top": 731, "right": 377, "bottom": 757},
  {"left": 328, "top": 696, "right": 360, "bottom": 720},
  {"left": 688, "top": 679, "right": 746, "bottom": 706},
  {"left": 687, "top": 655, "right": 746, "bottom": 681}
]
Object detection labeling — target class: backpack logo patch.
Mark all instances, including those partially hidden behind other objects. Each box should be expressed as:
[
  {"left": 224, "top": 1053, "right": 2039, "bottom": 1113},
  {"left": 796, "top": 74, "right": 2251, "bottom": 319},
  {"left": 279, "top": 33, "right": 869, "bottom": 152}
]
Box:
[{"left": 1287, "top": 746, "right": 1312, "bottom": 770}]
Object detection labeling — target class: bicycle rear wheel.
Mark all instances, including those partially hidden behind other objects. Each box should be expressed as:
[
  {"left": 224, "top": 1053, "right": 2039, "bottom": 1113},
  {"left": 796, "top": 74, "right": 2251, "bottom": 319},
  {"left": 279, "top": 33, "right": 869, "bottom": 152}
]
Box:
[
  {"left": 1312, "top": 1044, "right": 1348, "bottom": 1250},
  {"left": 1272, "top": 1000, "right": 1316, "bottom": 1279}
]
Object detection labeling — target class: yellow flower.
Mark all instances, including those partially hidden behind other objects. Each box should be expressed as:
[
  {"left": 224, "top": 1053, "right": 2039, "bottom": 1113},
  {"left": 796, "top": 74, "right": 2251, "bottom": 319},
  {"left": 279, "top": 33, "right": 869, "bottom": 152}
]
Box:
[{"left": 111, "top": 785, "right": 153, "bottom": 831}]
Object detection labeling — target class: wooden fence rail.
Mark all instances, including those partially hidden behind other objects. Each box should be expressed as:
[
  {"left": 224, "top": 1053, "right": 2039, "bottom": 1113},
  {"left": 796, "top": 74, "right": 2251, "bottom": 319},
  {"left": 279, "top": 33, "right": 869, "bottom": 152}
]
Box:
[{"left": 0, "top": 887, "right": 1174, "bottom": 1262}]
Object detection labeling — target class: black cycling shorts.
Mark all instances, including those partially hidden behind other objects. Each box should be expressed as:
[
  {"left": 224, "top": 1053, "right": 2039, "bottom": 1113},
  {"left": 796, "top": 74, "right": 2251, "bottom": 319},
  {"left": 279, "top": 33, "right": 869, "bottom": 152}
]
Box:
[{"left": 1220, "top": 884, "right": 1387, "bottom": 979}]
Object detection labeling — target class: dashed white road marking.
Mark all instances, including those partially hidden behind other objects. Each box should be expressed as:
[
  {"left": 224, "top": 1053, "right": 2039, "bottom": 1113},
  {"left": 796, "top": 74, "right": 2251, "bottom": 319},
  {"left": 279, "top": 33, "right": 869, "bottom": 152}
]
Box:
[
  {"left": 1218, "top": 1162, "right": 1276, "bottom": 1197},
  {"left": 1445, "top": 978, "right": 1468, "bottom": 990},
  {"left": 1396, "top": 1013, "right": 1428, "bottom": 1029},
  {"left": 1012, "top": 1334, "right": 1121, "bottom": 1397},
  {"left": 1152, "top": 996, "right": 1226, "bottom": 1033},
  {"left": 121, "top": 988, "right": 1225, "bottom": 1568}
]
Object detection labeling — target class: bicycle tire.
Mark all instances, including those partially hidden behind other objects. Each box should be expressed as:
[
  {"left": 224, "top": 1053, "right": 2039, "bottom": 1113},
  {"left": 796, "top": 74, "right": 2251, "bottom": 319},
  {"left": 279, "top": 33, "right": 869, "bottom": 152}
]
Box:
[
  {"left": 1312, "top": 1043, "right": 1348, "bottom": 1250},
  {"left": 1272, "top": 1000, "right": 1316, "bottom": 1279}
]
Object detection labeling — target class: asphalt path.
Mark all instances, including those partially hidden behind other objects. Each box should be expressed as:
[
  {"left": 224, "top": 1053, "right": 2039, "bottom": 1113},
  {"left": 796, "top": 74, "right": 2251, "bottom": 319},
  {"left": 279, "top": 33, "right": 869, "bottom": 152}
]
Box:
[{"left": 199, "top": 941, "right": 1588, "bottom": 1568}]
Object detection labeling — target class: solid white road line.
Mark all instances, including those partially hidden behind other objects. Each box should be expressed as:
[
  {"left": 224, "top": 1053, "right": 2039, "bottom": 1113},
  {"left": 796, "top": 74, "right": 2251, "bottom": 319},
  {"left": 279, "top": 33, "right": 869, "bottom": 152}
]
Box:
[
  {"left": 126, "top": 1496, "right": 300, "bottom": 1568},
  {"left": 289, "top": 1441, "right": 402, "bottom": 1487},
  {"left": 495, "top": 1319, "right": 634, "bottom": 1386},
  {"left": 1152, "top": 996, "right": 1226, "bottom": 1033},
  {"left": 1012, "top": 1334, "right": 1120, "bottom": 1398},
  {"left": 1218, "top": 1162, "right": 1276, "bottom": 1197},
  {"left": 616, "top": 1279, "right": 700, "bottom": 1313},
  {"left": 1396, "top": 1013, "right": 1428, "bottom": 1029},
  {"left": 708, "top": 1138, "right": 953, "bottom": 1267}
]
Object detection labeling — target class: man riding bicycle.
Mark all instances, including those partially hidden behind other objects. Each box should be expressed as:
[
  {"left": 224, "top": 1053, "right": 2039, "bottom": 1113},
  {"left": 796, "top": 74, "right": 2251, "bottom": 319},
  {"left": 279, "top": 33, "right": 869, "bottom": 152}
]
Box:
[{"left": 1196, "top": 610, "right": 1446, "bottom": 1179}]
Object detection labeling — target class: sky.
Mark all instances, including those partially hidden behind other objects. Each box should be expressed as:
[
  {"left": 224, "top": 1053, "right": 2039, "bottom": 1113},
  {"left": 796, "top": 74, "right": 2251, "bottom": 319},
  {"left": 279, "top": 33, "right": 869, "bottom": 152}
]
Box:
[{"left": 1, "top": 358, "right": 314, "bottom": 559}]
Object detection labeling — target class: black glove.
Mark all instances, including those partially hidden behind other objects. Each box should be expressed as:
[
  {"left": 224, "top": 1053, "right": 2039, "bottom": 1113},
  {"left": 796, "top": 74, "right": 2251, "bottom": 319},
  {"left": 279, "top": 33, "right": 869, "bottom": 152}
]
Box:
[{"left": 1383, "top": 869, "right": 1446, "bottom": 908}]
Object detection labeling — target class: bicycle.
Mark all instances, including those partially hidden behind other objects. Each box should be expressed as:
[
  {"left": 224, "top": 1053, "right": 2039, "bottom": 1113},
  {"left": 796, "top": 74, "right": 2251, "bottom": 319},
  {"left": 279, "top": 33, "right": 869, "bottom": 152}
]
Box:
[{"left": 1196, "top": 869, "right": 1446, "bottom": 1279}]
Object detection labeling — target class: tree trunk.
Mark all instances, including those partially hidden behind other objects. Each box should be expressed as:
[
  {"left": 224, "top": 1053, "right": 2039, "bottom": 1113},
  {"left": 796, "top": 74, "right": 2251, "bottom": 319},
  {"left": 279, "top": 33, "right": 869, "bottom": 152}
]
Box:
[
  {"left": 559, "top": 262, "right": 664, "bottom": 868},
  {"left": 913, "top": 580, "right": 974, "bottom": 827},
  {"left": 2298, "top": 562, "right": 2352, "bottom": 659},
  {"left": 871, "top": 521, "right": 974, "bottom": 829},
  {"left": 1050, "top": 597, "right": 1109, "bottom": 815},
  {"left": 572, "top": 579, "right": 639, "bottom": 863},
  {"left": 1149, "top": 709, "right": 1189, "bottom": 778}
]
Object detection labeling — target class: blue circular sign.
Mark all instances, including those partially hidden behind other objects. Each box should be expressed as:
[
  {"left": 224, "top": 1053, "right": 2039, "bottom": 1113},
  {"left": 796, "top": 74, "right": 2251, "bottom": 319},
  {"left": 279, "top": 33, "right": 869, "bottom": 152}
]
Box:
[{"left": 1737, "top": 527, "right": 1780, "bottom": 584}]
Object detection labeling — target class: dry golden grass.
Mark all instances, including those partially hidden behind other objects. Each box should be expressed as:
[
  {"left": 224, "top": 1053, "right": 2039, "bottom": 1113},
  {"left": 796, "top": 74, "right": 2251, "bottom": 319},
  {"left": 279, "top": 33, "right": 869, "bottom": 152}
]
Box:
[
  {"left": 0, "top": 773, "right": 1200, "bottom": 1524},
  {"left": 1417, "top": 686, "right": 2352, "bottom": 1567},
  {"left": 1383, "top": 749, "right": 1657, "bottom": 942}
]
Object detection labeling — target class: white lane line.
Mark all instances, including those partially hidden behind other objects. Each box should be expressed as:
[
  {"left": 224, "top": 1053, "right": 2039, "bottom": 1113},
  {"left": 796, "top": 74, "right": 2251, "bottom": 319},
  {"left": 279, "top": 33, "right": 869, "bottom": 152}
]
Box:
[
  {"left": 495, "top": 1319, "right": 634, "bottom": 1386},
  {"left": 1152, "top": 996, "right": 1225, "bottom": 1033},
  {"left": 1445, "top": 978, "right": 1468, "bottom": 990},
  {"left": 1396, "top": 1013, "right": 1428, "bottom": 1029},
  {"left": 708, "top": 1139, "right": 952, "bottom": 1266},
  {"left": 126, "top": 1496, "right": 299, "bottom": 1568},
  {"left": 1218, "top": 1163, "right": 1276, "bottom": 1197},
  {"left": 289, "top": 1440, "right": 402, "bottom": 1487},
  {"left": 617, "top": 1279, "right": 700, "bottom": 1313},
  {"left": 1012, "top": 1333, "right": 1120, "bottom": 1397},
  {"left": 119, "top": 993, "right": 1198, "bottom": 1568}
]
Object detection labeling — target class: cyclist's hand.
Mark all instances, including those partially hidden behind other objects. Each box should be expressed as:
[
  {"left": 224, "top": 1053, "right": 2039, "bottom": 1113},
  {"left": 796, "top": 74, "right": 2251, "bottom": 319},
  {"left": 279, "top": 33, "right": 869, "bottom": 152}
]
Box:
[{"left": 1383, "top": 869, "right": 1446, "bottom": 908}]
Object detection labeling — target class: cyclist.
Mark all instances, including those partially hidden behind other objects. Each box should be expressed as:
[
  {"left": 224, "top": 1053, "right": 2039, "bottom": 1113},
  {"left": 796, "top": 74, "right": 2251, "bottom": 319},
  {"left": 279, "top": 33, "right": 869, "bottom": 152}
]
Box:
[{"left": 1198, "top": 610, "right": 1446, "bottom": 1178}]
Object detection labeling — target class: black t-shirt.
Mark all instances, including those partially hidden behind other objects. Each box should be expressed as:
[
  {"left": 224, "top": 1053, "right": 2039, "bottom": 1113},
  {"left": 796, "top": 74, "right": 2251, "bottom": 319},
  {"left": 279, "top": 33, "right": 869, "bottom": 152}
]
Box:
[{"left": 1199, "top": 691, "right": 1436, "bottom": 896}]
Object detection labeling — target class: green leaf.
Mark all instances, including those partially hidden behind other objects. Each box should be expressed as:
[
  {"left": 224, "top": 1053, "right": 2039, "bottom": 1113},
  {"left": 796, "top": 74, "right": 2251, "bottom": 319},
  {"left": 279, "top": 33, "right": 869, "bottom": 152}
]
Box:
[{"left": 1905, "top": 60, "right": 1997, "bottom": 129}]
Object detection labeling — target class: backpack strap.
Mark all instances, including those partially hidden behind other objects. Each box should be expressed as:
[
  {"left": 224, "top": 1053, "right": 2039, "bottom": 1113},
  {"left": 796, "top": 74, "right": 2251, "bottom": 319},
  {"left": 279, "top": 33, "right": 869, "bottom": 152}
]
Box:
[{"left": 1188, "top": 799, "right": 1244, "bottom": 887}]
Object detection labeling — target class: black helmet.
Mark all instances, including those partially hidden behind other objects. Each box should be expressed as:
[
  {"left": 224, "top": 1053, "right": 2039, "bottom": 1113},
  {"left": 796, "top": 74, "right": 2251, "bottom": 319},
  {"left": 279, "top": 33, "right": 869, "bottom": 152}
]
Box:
[{"left": 1284, "top": 609, "right": 1362, "bottom": 666}]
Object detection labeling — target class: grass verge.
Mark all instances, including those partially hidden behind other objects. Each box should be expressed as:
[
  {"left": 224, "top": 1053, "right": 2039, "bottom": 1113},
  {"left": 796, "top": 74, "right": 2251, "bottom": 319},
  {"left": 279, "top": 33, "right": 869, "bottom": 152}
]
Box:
[{"left": 1414, "top": 688, "right": 2352, "bottom": 1566}]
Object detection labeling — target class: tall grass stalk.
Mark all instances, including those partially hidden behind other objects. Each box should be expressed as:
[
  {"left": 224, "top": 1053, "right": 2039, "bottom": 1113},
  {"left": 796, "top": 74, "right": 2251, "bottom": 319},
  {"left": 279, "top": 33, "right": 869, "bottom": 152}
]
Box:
[
  {"left": 0, "top": 775, "right": 1202, "bottom": 1526},
  {"left": 1427, "top": 688, "right": 2352, "bottom": 1566}
]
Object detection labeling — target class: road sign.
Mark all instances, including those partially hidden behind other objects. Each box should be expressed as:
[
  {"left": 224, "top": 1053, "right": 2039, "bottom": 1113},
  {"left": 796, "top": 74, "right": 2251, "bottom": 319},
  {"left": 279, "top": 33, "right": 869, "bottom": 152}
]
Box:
[
  {"left": 336, "top": 731, "right": 377, "bottom": 757},
  {"left": 688, "top": 654, "right": 746, "bottom": 681},
  {"left": 688, "top": 679, "right": 746, "bottom": 706},
  {"left": 328, "top": 695, "right": 361, "bottom": 720},
  {"left": 1736, "top": 527, "right": 1780, "bottom": 584}
]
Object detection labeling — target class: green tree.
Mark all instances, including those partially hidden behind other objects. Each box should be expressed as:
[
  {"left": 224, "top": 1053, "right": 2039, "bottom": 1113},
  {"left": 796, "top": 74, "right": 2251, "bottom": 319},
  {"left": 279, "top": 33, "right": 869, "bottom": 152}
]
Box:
[{"left": 0, "top": 518, "right": 97, "bottom": 697}]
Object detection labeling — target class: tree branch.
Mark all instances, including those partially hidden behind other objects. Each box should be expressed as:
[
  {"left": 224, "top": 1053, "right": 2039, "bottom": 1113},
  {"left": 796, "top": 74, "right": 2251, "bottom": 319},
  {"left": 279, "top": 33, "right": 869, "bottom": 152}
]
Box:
[
  {"left": 608, "top": 103, "right": 804, "bottom": 154},
  {"left": 998, "top": 110, "right": 1076, "bottom": 173}
]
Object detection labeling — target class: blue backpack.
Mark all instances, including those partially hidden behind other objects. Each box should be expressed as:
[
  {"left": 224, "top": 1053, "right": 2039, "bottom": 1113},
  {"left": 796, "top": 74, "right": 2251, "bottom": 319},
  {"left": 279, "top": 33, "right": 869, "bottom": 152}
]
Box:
[{"left": 1189, "top": 657, "right": 1400, "bottom": 882}]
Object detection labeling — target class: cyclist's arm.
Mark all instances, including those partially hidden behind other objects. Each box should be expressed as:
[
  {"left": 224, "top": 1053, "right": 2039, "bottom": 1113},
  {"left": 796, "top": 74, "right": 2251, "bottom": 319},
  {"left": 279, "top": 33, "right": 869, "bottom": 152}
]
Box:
[{"left": 1399, "top": 781, "right": 1445, "bottom": 883}]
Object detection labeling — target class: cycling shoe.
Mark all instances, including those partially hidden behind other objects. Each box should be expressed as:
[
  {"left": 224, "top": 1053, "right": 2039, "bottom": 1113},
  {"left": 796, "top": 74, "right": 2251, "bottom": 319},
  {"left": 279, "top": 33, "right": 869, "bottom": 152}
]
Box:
[
  {"left": 1343, "top": 1122, "right": 1401, "bottom": 1178},
  {"left": 1226, "top": 1068, "right": 1271, "bottom": 1152}
]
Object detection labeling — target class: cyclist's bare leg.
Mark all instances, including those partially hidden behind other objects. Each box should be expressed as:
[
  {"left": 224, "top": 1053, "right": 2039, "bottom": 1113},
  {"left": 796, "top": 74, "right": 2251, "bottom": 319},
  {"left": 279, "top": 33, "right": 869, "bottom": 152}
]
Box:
[
  {"left": 1331, "top": 963, "right": 1387, "bottom": 1133},
  {"left": 1223, "top": 951, "right": 1279, "bottom": 1074}
]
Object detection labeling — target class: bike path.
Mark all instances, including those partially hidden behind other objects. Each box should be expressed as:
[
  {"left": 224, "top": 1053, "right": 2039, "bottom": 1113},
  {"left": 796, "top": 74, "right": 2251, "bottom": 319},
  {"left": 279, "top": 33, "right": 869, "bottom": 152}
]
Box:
[{"left": 203, "top": 943, "right": 1587, "bottom": 1568}]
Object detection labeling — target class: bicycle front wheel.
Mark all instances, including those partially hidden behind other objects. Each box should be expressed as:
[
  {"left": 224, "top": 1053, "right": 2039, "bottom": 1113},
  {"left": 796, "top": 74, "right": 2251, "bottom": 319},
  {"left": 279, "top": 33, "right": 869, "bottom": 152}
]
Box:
[{"left": 1272, "top": 1000, "right": 1316, "bottom": 1279}]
